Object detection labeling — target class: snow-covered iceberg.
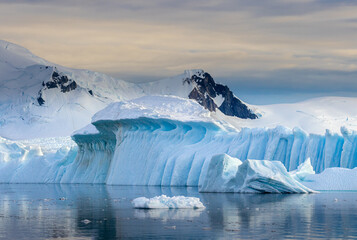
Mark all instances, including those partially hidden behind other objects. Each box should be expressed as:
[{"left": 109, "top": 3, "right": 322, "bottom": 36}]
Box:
[
  {"left": 132, "top": 195, "right": 205, "bottom": 209},
  {"left": 67, "top": 96, "right": 357, "bottom": 186},
  {"left": 1, "top": 95, "right": 357, "bottom": 193},
  {"left": 199, "top": 154, "right": 314, "bottom": 193}
]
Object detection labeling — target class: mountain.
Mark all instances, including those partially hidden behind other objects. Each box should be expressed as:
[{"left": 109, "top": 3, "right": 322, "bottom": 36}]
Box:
[
  {"left": 0, "top": 40, "right": 256, "bottom": 139},
  {"left": 0, "top": 40, "right": 143, "bottom": 139},
  {"left": 139, "top": 69, "right": 258, "bottom": 119}
]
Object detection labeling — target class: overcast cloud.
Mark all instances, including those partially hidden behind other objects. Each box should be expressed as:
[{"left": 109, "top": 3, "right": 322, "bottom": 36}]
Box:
[{"left": 1, "top": 0, "right": 357, "bottom": 93}]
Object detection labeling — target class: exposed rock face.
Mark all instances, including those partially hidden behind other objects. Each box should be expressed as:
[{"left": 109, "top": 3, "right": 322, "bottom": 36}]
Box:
[
  {"left": 37, "top": 69, "right": 79, "bottom": 106},
  {"left": 184, "top": 71, "right": 257, "bottom": 119},
  {"left": 47, "top": 71, "right": 77, "bottom": 93}
]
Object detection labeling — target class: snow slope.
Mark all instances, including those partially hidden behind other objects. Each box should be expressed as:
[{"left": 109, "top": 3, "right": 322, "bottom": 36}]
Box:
[
  {"left": 222, "top": 96, "right": 357, "bottom": 135},
  {"left": 0, "top": 40, "right": 143, "bottom": 139},
  {"left": 0, "top": 40, "right": 256, "bottom": 140}
]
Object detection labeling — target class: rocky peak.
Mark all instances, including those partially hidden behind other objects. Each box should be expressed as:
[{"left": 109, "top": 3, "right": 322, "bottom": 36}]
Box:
[
  {"left": 37, "top": 68, "right": 78, "bottom": 106},
  {"left": 183, "top": 71, "right": 258, "bottom": 119}
]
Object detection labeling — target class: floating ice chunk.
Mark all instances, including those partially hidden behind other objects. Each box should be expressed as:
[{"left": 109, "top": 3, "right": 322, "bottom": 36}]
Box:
[
  {"left": 290, "top": 158, "right": 315, "bottom": 181},
  {"left": 200, "top": 154, "right": 242, "bottom": 192},
  {"left": 132, "top": 195, "right": 205, "bottom": 209},
  {"left": 234, "top": 160, "right": 315, "bottom": 193},
  {"left": 199, "top": 155, "right": 315, "bottom": 193},
  {"left": 81, "top": 219, "right": 91, "bottom": 224}
]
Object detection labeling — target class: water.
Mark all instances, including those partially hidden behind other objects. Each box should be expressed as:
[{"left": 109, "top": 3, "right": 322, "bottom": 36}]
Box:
[{"left": 0, "top": 184, "right": 357, "bottom": 239}]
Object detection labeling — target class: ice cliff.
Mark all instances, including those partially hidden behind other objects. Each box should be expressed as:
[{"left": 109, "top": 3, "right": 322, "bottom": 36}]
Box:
[
  {"left": 69, "top": 96, "right": 357, "bottom": 186},
  {"left": 1, "top": 95, "right": 357, "bottom": 192}
]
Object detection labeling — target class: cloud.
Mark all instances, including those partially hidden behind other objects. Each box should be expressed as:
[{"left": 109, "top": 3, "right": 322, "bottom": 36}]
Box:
[
  {"left": 0, "top": 0, "right": 357, "bottom": 92},
  {"left": 217, "top": 68, "right": 357, "bottom": 93}
]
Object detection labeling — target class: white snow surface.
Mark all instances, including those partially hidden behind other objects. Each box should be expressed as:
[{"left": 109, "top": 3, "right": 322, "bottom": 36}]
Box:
[
  {"left": 199, "top": 154, "right": 314, "bottom": 193},
  {"left": 0, "top": 40, "right": 142, "bottom": 140},
  {"left": 72, "top": 124, "right": 99, "bottom": 136},
  {"left": 301, "top": 167, "right": 357, "bottom": 191},
  {"left": 223, "top": 96, "right": 357, "bottom": 135},
  {"left": 92, "top": 95, "right": 211, "bottom": 123},
  {"left": 132, "top": 195, "right": 205, "bottom": 209}
]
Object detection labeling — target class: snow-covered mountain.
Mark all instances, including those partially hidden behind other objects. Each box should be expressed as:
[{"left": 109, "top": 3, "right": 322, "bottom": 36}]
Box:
[
  {"left": 0, "top": 40, "right": 145, "bottom": 139},
  {"left": 139, "top": 69, "right": 257, "bottom": 119},
  {"left": 0, "top": 40, "right": 256, "bottom": 139}
]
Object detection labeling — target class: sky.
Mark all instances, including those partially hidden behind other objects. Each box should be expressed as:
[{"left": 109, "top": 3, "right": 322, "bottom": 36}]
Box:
[{"left": 1, "top": 0, "right": 357, "bottom": 97}]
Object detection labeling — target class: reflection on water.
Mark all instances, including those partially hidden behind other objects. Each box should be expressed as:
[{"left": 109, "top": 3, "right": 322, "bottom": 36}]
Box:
[{"left": 0, "top": 184, "right": 356, "bottom": 239}]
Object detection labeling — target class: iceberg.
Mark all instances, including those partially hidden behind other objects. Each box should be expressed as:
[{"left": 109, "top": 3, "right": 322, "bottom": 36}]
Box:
[
  {"left": 1, "top": 95, "right": 357, "bottom": 193},
  {"left": 132, "top": 195, "right": 205, "bottom": 209},
  {"left": 199, "top": 154, "right": 314, "bottom": 193},
  {"left": 68, "top": 96, "right": 357, "bottom": 187},
  {"left": 198, "top": 154, "right": 242, "bottom": 192}
]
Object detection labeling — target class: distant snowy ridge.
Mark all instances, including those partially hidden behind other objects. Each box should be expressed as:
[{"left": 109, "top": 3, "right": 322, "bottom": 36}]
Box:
[
  {"left": 0, "top": 40, "right": 256, "bottom": 140},
  {"left": 0, "top": 40, "right": 142, "bottom": 139}
]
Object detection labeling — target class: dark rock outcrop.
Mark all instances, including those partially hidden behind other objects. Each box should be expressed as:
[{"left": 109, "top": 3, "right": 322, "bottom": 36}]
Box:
[
  {"left": 184, "top": 71, "right": 258, "bottom": 119},
  {"left": 36, "top": 69, "right": 79, "bottom": 106},
  {"left": 48, "top": 71, "right": 77, "bottom": 93}
]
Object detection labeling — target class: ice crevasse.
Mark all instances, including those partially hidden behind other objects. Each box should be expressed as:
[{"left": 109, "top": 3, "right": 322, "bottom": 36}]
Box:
[{"left": 1, "top": 95, "right": 357, "bottom": 191}]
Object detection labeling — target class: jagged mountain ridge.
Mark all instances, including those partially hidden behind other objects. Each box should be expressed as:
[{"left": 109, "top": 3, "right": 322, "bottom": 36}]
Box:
[
  {"left": 138, "top": 69, "right": 257, "bottom": 119},
  {"left": 0, "top": 40, "right": 257, "bottom": 139},
  {"left": 184, "top": 71, "right": 257, "bottom": 119}
]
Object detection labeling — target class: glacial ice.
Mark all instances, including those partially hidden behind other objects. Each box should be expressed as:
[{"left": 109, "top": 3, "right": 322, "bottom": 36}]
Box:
[
  {"left": 199, "top": 154, "right": 242, "bottom": 192},
  {"left": 0, "top": 136, "right": 78, "bottom": 183},
  {"left": 132, "top": 195, "right": 205, "bottom": 209},
  {"left": 199, "top": 154, "right": 314, "bottom": 193},
  {"left": 290, "top": 158, "right": 315, "bottom": 181},
  {"left": 1, "top": 95, "right": 357, "bottom": 193},
  {"left": 301, "top": 167, "right": 357, "bottom": 191},
  {"left": 70, "top": 97, "right": 357, "bottom": 187}
]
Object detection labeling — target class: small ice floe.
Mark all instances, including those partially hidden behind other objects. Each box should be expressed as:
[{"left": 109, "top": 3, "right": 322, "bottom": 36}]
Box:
[
  {"left": 81, "top": 219, "right": 91, "bottom": 224},
  {"left": 164, "top": 226, "right": 176, "bottom": 230},
  {"left": 131, "top": 195, "right": 205, "bottom": 209}
]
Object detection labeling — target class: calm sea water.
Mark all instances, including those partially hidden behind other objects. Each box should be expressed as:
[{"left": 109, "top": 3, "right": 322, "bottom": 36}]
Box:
[{"left": 0, "top": 184, "right": 356, "bottom": 239}]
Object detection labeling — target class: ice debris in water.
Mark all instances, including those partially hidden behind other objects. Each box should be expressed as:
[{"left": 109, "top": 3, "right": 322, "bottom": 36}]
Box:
[
  {"left": 199, "top": 154, "right": 315, "bottom": 193},
  {"left": 81, "top": 219, "right": 91, "bottom": 224},
  {"left": 132, "top": 195, "right": 205, "bottom": 209}
]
